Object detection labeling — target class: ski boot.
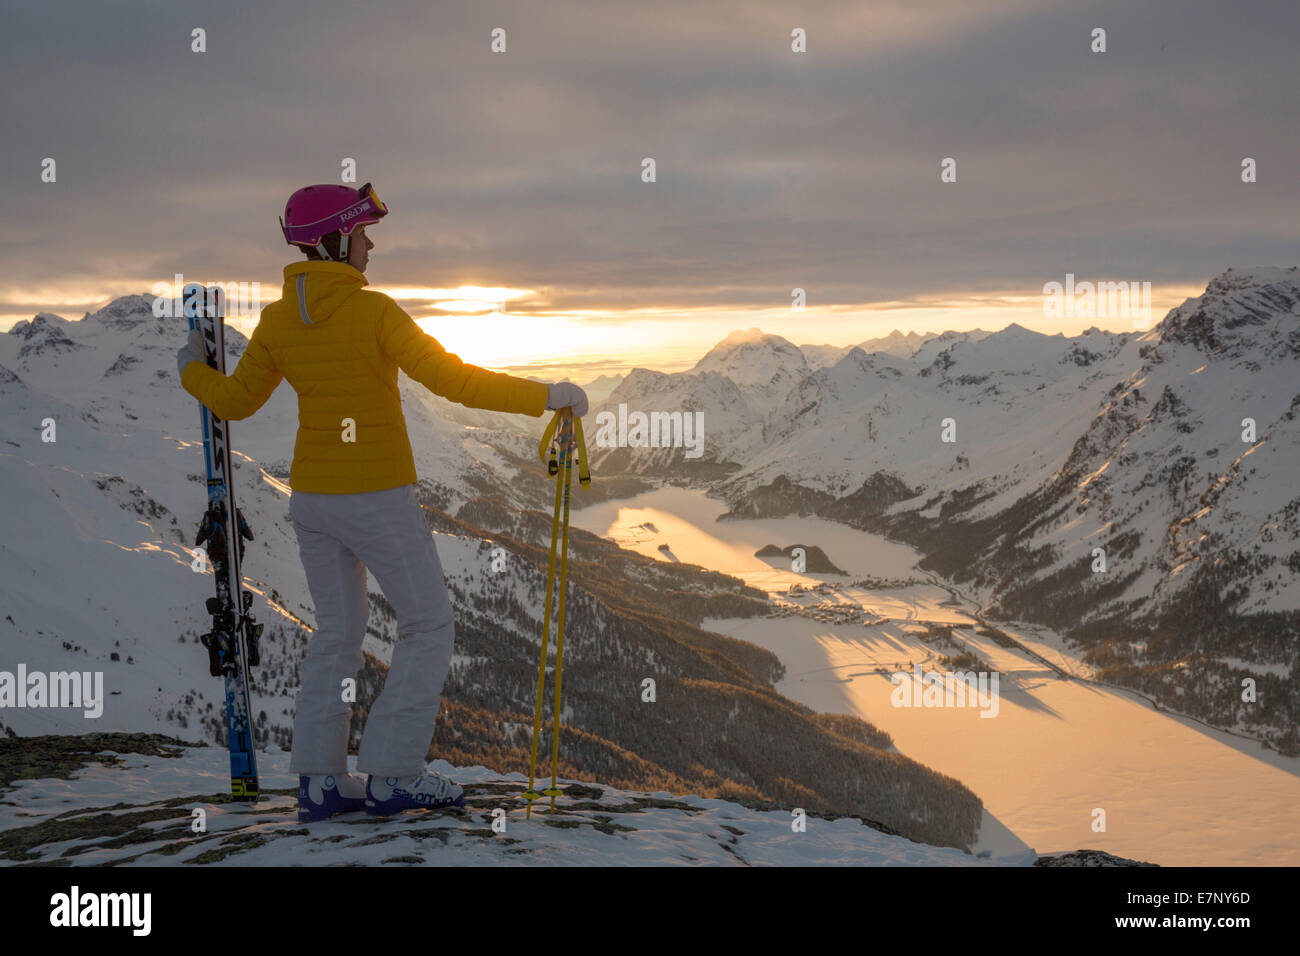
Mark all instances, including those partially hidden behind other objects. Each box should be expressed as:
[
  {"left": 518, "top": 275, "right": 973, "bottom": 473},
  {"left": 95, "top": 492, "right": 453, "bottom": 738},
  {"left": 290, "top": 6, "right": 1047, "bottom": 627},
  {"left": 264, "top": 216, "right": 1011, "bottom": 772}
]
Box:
[
  {"left": 241, "top": 589, "right": 263, "bottom": 667},
  {"left": 364, "top": 769, "right": 465, "bottom": 815},
  {"left": 297, "top": 773, "right": 367, "bottom": 822},
  {"left": 200, "top": 619, "right": 236, "bottom": 678}
]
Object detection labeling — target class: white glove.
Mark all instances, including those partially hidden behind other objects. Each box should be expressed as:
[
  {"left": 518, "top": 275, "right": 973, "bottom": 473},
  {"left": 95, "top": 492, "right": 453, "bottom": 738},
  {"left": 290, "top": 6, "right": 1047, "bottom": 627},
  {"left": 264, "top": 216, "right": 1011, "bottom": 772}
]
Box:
[
  {"left": 546, "top": 381, "right": 589, "bottom": 417},
  {"left": 177, "top": 328, "right": 207, "bottom": 379}
]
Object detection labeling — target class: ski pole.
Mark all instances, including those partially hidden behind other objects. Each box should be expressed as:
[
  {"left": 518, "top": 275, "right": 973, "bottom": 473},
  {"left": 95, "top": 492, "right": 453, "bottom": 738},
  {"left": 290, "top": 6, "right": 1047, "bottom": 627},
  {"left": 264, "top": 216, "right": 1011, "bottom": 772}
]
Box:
[
  {"left": 522, "top": 413, "right": 567, "bottom": 817},
  {"left": 522, "top": 407, "right": 590, "bottom": 816},
  {"left": 545, "top": 410, "right": 575, "bottom": 813}
]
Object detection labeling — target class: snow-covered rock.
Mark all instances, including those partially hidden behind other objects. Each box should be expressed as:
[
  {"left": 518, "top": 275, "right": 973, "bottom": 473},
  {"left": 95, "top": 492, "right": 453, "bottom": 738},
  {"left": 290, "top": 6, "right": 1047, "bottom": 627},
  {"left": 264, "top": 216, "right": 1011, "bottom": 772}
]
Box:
[{"left": 0, "top": 736, "right": 1075, "bottom": 867}]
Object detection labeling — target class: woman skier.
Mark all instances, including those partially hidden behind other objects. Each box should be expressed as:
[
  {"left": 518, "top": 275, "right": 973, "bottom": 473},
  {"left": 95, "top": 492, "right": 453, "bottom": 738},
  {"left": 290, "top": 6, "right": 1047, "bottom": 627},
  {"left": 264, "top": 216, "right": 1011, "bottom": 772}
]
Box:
[{"left": 177, "top": 182, "right": 588, "bottom": 821}]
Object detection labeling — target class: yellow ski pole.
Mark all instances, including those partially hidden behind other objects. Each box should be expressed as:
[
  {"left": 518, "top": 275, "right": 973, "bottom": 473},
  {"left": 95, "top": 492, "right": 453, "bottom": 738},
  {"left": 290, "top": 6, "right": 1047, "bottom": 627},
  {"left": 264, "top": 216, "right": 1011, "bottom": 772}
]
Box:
[
  {"left": 522, "top": 408, "right": 590, "bottom": 817},
  {"left": 523, "top": 412, "right": 567, "bottom": 818},
  {"left": 544, "top": 412, "right": 576, "bottom": 812}
]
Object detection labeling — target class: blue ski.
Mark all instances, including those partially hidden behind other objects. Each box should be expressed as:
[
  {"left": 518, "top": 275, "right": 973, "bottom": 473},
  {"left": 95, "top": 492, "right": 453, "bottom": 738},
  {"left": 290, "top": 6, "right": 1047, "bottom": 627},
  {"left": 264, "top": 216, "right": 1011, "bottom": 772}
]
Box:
[{"left": 185, "top": 283, "right": 262, "bottom": 802}]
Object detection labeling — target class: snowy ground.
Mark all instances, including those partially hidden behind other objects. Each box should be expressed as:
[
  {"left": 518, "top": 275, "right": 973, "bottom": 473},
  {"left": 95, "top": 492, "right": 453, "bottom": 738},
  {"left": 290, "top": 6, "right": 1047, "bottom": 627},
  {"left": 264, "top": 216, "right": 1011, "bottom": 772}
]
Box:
[{"left": 0, "top": 745, "right": 1034, "bottom": 867}]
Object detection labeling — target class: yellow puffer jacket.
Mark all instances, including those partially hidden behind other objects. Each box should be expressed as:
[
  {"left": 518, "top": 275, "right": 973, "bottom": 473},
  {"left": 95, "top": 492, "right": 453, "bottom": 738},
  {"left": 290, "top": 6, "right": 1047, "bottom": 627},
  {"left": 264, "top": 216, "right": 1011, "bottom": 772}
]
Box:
[{"left": 181, "top": 261, "right": 549, "bottom": 494}]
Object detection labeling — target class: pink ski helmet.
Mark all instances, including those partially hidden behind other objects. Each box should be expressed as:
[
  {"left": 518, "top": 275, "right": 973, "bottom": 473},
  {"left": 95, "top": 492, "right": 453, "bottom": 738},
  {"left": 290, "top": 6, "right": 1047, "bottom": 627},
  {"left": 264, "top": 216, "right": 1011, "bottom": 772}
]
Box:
[{"left": 280, "top": 182, "right": 388, "bottom": 261}]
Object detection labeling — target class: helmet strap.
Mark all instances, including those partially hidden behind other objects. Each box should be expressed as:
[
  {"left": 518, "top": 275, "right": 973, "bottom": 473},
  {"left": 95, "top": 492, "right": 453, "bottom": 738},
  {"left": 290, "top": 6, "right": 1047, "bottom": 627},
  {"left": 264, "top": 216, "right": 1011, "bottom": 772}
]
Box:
[
  {"left": 338, "top": 233, "right": 350, "bottom": 262},
  {"left": 313, "top": 241, "right": 332, "bottom": 261}
]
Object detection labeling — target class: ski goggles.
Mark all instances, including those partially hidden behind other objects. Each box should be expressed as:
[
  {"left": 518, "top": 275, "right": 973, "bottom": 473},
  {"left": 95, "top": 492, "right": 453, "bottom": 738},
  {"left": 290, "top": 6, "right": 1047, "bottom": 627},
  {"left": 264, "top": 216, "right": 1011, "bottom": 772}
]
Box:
[
  {"left": 356, "top": 182, "right": 387, "bottom": 217},
  {"left": 282, "top": 182, "right": 389, "bottom": 246}
]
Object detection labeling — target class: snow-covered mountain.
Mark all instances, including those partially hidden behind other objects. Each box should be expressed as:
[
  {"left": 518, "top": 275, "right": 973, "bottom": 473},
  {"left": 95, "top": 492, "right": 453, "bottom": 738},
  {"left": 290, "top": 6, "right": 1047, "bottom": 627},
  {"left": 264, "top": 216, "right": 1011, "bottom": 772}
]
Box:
[
  {"left": 693, "top": 328, "right": 810, "bottom": 397},
  {"left": 584, "top": 267, "right": 1300, "bottom": 753},
  {"left": 589, "top": 318, "right": 1122, "bottom": 488},
  {"left": 802, "top": 328, "right": 957, "bottom": 367},
  {"left": 802, "top": 329, "right": 991, "bottom": 368},
  {"left": 580, "top": 372, "right": 625, "bottom": 405}
]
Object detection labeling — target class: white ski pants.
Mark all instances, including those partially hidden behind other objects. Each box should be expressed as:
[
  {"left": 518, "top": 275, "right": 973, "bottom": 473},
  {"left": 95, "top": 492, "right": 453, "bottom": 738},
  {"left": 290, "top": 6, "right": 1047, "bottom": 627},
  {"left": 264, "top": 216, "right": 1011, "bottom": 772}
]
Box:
[{"left": 288, "top": 482, "right": 455, "bottom": 777}]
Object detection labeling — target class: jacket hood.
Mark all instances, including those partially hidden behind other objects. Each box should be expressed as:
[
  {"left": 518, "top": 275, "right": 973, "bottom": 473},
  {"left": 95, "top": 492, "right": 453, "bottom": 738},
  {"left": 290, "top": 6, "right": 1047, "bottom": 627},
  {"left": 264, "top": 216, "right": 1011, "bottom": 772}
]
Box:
[{"left": 282, "top": 261, "right": 368, "bottom": 326}]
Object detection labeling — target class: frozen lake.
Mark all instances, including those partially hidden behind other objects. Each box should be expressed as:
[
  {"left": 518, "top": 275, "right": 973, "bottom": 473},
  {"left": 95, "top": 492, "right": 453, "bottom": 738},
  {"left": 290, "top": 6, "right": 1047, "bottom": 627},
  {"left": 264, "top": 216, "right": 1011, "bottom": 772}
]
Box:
[{"left": 572, "top": 485, "right": 1300, "bottom": 865}]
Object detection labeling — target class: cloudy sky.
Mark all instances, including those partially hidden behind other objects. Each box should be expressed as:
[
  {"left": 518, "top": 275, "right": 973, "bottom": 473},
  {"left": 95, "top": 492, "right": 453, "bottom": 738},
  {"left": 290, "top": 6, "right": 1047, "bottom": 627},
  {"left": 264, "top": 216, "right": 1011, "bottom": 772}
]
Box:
[{"left": 2, "top": 0, "right": 1297, "bottom": 378}]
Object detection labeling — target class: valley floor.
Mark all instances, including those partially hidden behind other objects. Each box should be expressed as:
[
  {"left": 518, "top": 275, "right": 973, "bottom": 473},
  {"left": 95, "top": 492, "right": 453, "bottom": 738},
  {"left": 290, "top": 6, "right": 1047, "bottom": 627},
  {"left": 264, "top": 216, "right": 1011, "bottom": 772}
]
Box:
[{"left": 573, "top": 486, "right": 1300, "bottom": 866}]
